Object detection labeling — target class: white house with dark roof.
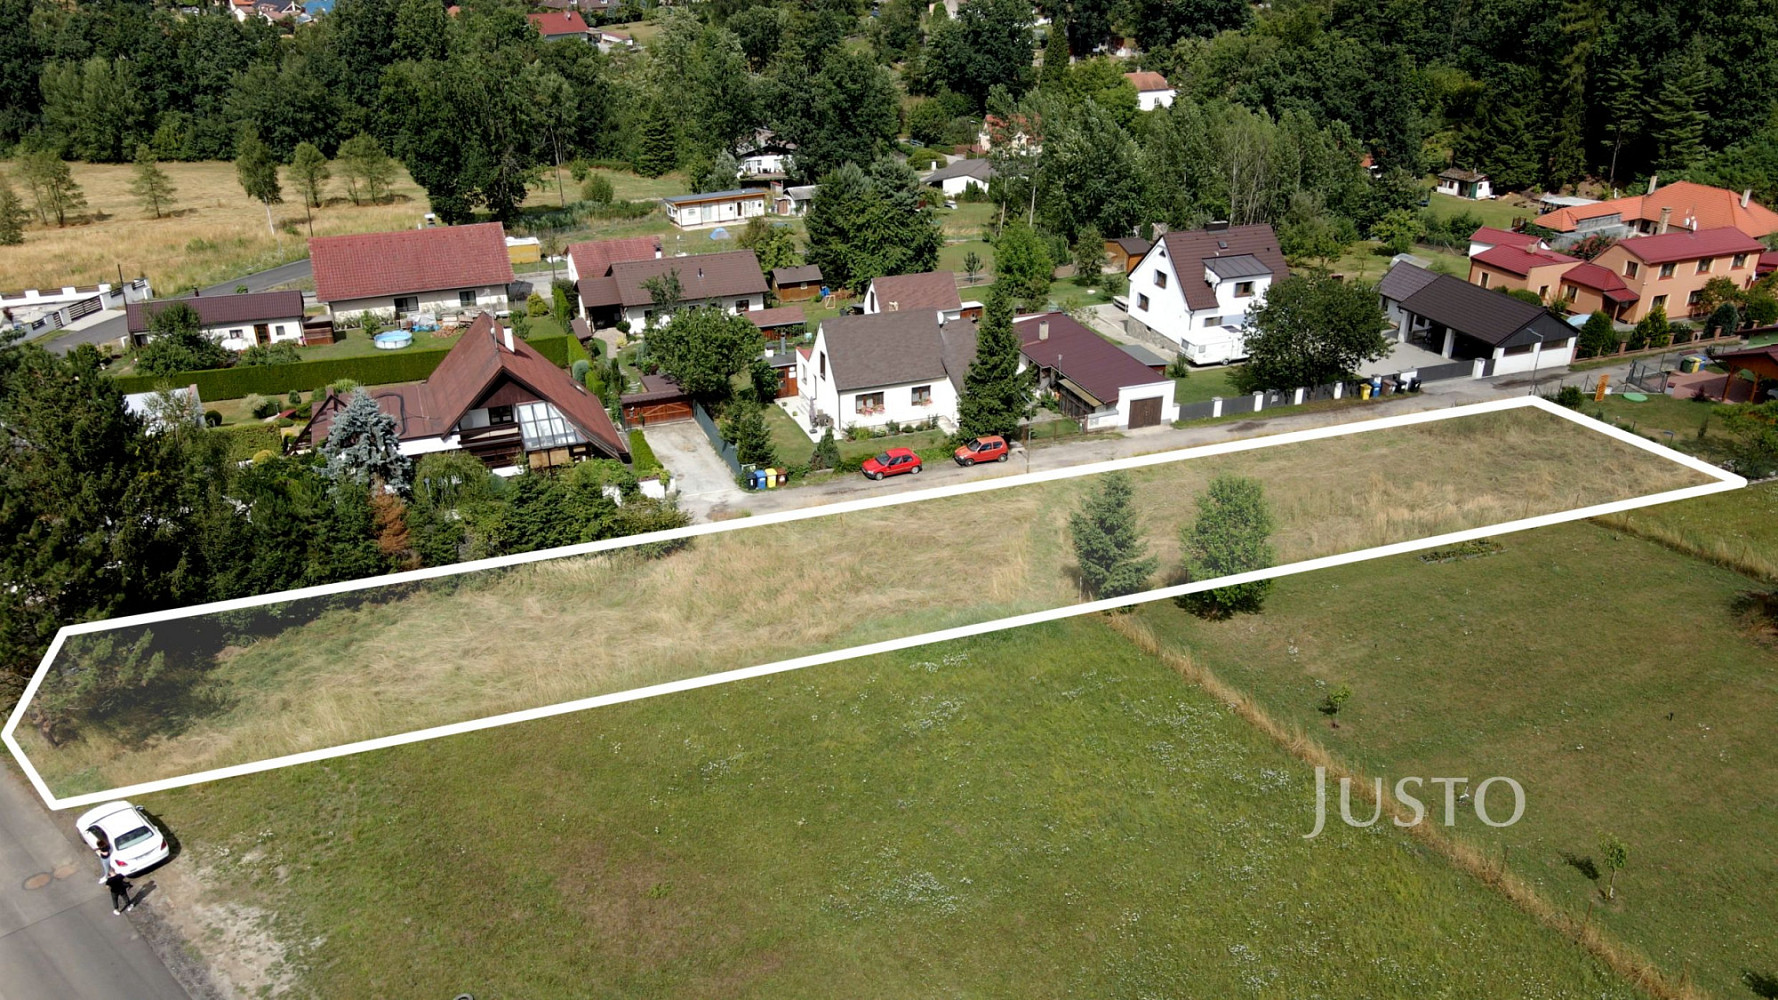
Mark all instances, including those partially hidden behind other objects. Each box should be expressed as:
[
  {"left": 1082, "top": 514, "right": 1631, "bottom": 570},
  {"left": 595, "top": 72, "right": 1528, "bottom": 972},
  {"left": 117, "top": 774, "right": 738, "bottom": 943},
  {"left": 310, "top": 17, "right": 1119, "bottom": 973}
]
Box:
[
  {"left": 125, "top": 291, "right": 306, "bottom": 350},
  {"left": 1124, "top": 223, "right": 1288, "bottom": 363},
  {"left": 795, "top": 312, "right": 977, "bottom": 434},
  {"left": 923, "top": 159, "right": 994, "bottom": 197},
  {"left": 576, "top": 250, "right": 768, "bottom": 328},
  {"left": 1016, "top": 313, "right": 1178, "bottom": 430}
]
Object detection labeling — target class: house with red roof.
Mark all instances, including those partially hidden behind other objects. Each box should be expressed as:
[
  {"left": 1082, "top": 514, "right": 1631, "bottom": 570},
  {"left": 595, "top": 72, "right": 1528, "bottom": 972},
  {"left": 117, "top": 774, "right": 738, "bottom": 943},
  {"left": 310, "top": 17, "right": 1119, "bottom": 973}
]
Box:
[
  {"left": 297, "top": 313, "right": 627, "bottom": 474},
  {"left": 527, "top": 9, "right": 589, "bottom": 41},
  {"left": 862, "top": 271, "right": 965, "bottom": 324},
  {"left": 309, "top": 222, "right": 514, "bottom": 323},
  {"left": 1466, "top": 226, "right": 1547, "bottom": 258},
  {"left": 1554, "top": 263, "right": 1639, "bottom": 322},
  {"left": 1466, "top": 246, "right": 1580, "bottom": 305},
  {"left": 1531, "top": 178, "right": 1778, "bottom": 241},
  {"left": 1123, "top": 71, "right": 1175, "bottom": 111},
  {"left": 1586, "top": 227, "right": 1766, "bottom": 322}
]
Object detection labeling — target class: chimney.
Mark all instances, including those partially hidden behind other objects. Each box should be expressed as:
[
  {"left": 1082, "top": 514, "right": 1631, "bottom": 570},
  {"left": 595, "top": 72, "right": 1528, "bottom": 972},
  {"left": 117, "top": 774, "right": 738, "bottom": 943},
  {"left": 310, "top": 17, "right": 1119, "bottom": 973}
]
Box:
[
  {"left": 1743, "top": 188, "right": 1753, "bottom": 208},
  {"left": 1657, "top": 207, "right": 1671, "bottom": 235},
  {"left": 1647, "top": 173, "right": 1659, "bottom": 193},
  {"left": 1038, "top": 319, "right": 1049, "bottom": 340},
  {"left": 1206, "top": 220, "right": 1230, "bottom": 232},
  {"left": 501, "top": 321, "right": 514, "bottom": 352}
]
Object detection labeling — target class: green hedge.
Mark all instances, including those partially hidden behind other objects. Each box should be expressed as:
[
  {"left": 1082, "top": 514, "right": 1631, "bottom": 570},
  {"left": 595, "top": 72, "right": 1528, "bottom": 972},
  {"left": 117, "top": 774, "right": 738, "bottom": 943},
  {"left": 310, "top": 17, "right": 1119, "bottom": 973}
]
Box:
[
  {"left": 627, "top": 428, "right": 661, "bottom": 474},
  {"left": 215, "top": 423, "right": 285, "bottom": 461},
  {"left": 110, "top": 334, "right": 573, "bottom": 400}
]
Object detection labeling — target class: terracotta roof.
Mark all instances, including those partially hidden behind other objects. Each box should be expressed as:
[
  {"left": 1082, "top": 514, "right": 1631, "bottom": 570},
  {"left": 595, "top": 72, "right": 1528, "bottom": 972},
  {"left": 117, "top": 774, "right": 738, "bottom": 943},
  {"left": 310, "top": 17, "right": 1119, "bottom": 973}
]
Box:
[
  {"left": 1615, "top": 227, "right": 1766, "bottom": 265},
  {"left": 1559, "top": 262, "right": 1638, "bottom": 303},
  {"left": 126, "top": 291, "right": 303, "bottom": 334},
  {"left": 1759, "top": 250, "right": 1778, "bottom": 275},
  {"left": 605, "top": 251, "right": 767, "bottom": 307},
  {"left": 566, "top": 236, "right": 659, "bottom": 281},
  {"left": 747, "top": 306, "right": 805, "bottom": 329},
  {"left": 1155, "top": 225, "right": 1288, "bottom": 312},
  {"left": 310, "top": 223, "right": 513, "bottom": 304},
  {"left": 771, "top": 264, "right": 823, "bottom": 286},
  {"left": 1468, "top": 226, "right": 1540, "bottom": 251},
  {"left": 298, "top": 315, "right": 625, "bottom": 460},
  {"left": 819, "top": 313, "right": 953, "bottom": 391},
  {"left": 869, "top": 271, "right": 961, "bottom": 313},
  {"left": 527, "top": 10, "right": 588, "bottom": 34},
  {"left": 1123, "top": 71, "right": 1171, "bottom": 92},
  {"left": 1015, "top": 313, "right": 1165, "bottom": 405},
  {"left": 1398, "top": 274, "right": 1573, "bottom": 349},
  {"left": 1533, "top": 180, "right": 1778, "bottom": 237},
  {"left": 1471, "top": 245, "right": 1579, "bottom": 276}
]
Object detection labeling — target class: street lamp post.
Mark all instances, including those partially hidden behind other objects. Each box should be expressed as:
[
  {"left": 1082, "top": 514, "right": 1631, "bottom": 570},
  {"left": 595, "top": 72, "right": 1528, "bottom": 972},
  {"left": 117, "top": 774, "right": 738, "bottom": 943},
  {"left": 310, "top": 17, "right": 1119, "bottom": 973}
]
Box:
[{"left": 1527, "top": 330, "right": 1545, "bottom": 395}]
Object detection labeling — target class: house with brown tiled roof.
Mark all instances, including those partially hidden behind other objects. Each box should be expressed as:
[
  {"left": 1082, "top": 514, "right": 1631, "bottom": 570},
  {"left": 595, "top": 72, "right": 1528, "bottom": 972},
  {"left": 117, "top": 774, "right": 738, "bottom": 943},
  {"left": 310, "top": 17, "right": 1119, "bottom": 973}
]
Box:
[
  {"left": 1532, "top": 178, "right": 1778, "bottom": 242},
  {"left": 1015, "top": 313, "right": 1178, "bottom": 430},
  {"left": 310, "top": 223, "right": 514, "bottom": 323},
  {"left": 296, "top": 313, "right": 627, "bottom": 473},
  {"left": 1436, "top": 168, "right": 1492, "bottom": 200},
  {"left": 125, "top": 291, "right": 305, "bottom": 350},
  {"left": 1123, "top": 71, "right": 1175, "bottom": 111},
  {"left": 564, "top": 236, "right": 661, "bottom": 284},
  {"left": 576, "top": 250, "right": 768, "bottom": 328},
  {"left": 527, "top": 9, "right": 589, "bottom": 40},
  {"left": 862, "top": 271, "right": 963, "bottom": 323},
  {"left": 796, "top": 311, "right": 978, "bottom": 435},
  {"left": 1124, "top": 222, "right": 1288, "bottom": 364}
]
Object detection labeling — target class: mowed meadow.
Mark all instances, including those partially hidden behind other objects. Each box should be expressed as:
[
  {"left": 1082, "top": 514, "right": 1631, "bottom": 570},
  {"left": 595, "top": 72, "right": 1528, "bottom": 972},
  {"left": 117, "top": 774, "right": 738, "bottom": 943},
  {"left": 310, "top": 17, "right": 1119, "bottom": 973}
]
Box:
[
  {"left": 1135, "top": 501, "right": 1778, "bottom": 998},
  {"left": 141, "top": 617, "right": 1647, "bottom": 999},
  {"left": 26, "top": 406, "right": 1716, "bottom": 796},
  {"left": 0, "top": 159, "right": 431, "bottom": 294}
]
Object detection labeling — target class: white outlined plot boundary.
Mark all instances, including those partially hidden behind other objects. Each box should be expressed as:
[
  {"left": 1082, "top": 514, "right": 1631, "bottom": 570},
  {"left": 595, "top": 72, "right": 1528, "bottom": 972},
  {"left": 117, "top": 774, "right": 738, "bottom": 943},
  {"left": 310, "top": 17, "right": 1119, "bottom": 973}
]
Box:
[{"left": 4, "top": 397, "right": 1744, "bottom": 810}]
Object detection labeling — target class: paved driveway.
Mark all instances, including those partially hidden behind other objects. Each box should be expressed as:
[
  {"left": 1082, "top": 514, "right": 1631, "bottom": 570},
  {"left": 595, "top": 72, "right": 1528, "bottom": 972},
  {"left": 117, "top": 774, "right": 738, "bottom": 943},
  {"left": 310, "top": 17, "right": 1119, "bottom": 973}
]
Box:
[
  {"left": 642, "top": 420, "right": 747, "bottom": 518},
  {"left": 0, "top": 767, "right": 193, "bottom": 1000},
  {"left": 43, "top": 259, "right": 315, "bottom": 355}
]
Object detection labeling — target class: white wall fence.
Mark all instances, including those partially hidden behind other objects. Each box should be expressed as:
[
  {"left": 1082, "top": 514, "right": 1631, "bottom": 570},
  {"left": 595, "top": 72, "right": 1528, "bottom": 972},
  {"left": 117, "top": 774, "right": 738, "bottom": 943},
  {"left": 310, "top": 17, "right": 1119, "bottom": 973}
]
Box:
[
  {"left": 1173, "top": 359, "right": 1485, "bottom": 423},
  {"left": 1, "top": 279, "right": 153, "bottom": 338}
]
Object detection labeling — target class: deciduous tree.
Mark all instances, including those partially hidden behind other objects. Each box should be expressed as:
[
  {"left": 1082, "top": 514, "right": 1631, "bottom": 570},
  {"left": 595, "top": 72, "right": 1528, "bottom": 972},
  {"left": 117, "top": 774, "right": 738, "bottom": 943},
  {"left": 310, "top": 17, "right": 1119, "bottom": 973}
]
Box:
[
  {"left": 1236, "top": 273, "right": 1389, "bottom": 392},
  {"left": 337, "top": 132, "right": 396, "bottom": 205},
  {"left": 647, "top": 305, "right": 761, "bottom": 400},
  {"left": 18, "top": 151, "right": 87, "bottom": 227},
  {"left": 0, "top": 173, "right": 26, "bottom": 245},
  {"left": 1177, "top": 474, "right": 1274, "bottom": 618},
  {"left": 128, "top": 144, "right": 176, "bottom": 219}
]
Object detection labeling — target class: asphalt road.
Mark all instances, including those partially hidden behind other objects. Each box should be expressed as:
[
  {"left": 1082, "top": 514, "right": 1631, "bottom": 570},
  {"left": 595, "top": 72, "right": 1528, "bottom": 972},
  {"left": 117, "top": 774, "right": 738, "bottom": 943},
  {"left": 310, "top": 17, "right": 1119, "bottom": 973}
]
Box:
[
  {"left": 0, "top": 767, "right": 189, "bottom": 1000},
  {"left": 43, "top": 258, "right": 315, "bottom": 355}
]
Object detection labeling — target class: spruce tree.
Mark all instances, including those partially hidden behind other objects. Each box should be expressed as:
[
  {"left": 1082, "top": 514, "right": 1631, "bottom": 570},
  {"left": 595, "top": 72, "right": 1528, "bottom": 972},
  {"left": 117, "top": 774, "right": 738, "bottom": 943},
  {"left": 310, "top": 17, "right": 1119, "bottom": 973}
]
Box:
[
  {"left": 634, "top": 101, "right": 679, "bottom": 178},
  {"left": 957, "top": 284, "right": 1034, "bottom": 439},
  {"left": 1068, "top": 471, "right": 1156, "bottom": 599},
  {"left": 1578, "top": 310, "right": 1618, "bottom": 358},
  {"left": 1177, "top": 474, "right": 1275, "bottom": 618},
  {"left": 322, "top": 388, "right": 414, "bottom": 493},
  {"left": 127, "top": 144, "right": 176, "bottom": 219},
  {"left": 809, "top": 426, "right": 841, "bottom": 470},
  {"left": 0, "top": 173, "right": 26, "bottom": 246},
  {"left": 722, "top": 397, "right": 778, "bottom": 468},
  {"left": 1650, "top": 45, "right": 1708, "bottom": 173}
]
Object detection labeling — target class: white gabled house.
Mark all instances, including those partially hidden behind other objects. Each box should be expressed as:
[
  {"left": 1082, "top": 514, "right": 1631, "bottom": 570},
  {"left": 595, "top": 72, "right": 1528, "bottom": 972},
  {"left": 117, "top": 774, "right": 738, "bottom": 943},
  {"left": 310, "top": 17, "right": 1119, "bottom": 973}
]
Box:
[
  {"left": 795, "top": 312, "right": 978, "bottom": 434},
  {"left": 123, "top": 290, "right": 306, "bottom": 350},
  {"left": 309, "top": 222, "right": 514, "bottom": 323},
  {"left": 1124, "top": 222, "right": 1289, "bottom": 364}
]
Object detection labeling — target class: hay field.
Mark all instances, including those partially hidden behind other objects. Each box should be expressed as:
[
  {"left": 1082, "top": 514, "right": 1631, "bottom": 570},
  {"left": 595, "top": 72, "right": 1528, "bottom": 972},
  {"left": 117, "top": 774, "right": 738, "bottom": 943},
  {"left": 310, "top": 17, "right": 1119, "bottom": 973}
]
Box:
[
  {"left": 0, "top": 160, "right": 431, "bottom": 295},
  {"left": 27, "top": 407, "right": 1715, "bottom": 795}
]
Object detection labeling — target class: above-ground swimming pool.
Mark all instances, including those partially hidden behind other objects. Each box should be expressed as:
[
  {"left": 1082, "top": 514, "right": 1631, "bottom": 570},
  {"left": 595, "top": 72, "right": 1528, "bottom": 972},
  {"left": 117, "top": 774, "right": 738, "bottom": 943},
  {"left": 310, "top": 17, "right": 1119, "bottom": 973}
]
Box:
[{"left": 373, "top": 331, "right": 413, "bottom": 350}]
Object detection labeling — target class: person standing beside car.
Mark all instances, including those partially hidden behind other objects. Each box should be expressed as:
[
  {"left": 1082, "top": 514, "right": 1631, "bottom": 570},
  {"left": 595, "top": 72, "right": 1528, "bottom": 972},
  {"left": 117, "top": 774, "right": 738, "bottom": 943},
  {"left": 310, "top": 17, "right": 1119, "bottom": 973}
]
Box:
[{"left": 104, "top": 872, "right": 134, "bottom": 914}]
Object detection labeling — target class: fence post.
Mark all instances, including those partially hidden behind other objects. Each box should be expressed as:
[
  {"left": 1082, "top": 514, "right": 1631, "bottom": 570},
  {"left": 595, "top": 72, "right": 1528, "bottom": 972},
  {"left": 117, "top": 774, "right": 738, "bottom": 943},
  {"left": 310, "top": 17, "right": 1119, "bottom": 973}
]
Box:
[
  {"left": 1292, "top": 387, "right": 1305, "bottom": 406},
  {"left": 1471, "top": 358, "right": 1486, "bottom": 379},
  {"left": 1252, "top": 391, "right": 1264, "bottom": 413},
  {"left": 1211, "top": 396, "right": 1223, "bottom": 418},
  {"left": 1333, "top": 381, "right": 1343, "bottom": 399}
]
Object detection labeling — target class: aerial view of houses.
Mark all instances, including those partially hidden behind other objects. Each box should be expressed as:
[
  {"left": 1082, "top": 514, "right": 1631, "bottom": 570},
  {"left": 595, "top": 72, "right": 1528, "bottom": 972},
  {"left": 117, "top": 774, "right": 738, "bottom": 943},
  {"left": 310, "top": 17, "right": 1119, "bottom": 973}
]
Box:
[{"left": 2, "top": 0, "right": 1778, "bottom": 997}]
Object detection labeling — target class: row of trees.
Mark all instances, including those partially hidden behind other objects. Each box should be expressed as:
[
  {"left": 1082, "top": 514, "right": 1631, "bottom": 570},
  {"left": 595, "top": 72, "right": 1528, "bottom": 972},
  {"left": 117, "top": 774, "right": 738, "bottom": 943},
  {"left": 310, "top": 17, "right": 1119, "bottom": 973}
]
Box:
[
  {"left": 1069, "top": 470, "right": 1276, "bottom": 619},
  {"left": 0, "top": 332, "right": 688, "bottom": 730}
]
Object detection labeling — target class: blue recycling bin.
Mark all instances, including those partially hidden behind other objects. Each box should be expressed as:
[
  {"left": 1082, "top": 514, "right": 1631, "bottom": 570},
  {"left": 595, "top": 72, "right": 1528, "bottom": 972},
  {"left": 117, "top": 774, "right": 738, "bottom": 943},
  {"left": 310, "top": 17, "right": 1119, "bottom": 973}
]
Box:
[{"left": 750, "top": 468, "right": 769, "bottom": 490}]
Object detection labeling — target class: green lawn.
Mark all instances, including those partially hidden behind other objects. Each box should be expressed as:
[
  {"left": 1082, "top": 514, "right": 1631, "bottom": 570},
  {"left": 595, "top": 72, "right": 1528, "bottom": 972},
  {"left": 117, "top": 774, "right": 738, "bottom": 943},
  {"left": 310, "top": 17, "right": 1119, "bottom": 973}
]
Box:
[
  {"left": 146, "top": 617, "right": 1645, "bottom": 999},
  {"left": 1134, "top": 515, "right": 1778, "bottom": 999},
  {"left": 1328, "top": 239, "right": 1469, "bottom": 283},
  {"left": 1425, "top": 191, "right": 1529, "bottom": 230},
  {"left": 1173, "top": 364, "right": 1244, "bottom": 404},
  {"left": 1596, "top": 478, "right": 1778, "bottom": 581}
]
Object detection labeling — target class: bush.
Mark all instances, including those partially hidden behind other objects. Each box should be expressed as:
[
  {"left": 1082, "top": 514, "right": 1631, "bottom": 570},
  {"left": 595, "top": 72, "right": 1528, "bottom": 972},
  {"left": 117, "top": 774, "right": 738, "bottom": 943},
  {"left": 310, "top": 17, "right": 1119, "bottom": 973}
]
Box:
[
  {"left": 243, "top": 393, "right": 275, "bottom": 418},
  {"left": 212, "top": 423, "right": 283, "bottom": 461},
  {"left": 1551, "top": 385, "right": 1586, "bottom": 409},
  {"left": 238, "top": 342, "right": 303, "bottom": 366},
  {"left": 628, "top": 428, "right": 662, "bottom": 474},
  {"left": 287, "top": 389, "right": 302, "bottom": 405},
  {"left": 581, "top": 173, "right": 615, "bottom": 205},
  {"left": 616, "top": 319, "right": 632, "bottom": 334},
  {"left": 571, "top": 359, "right": 591, "bottom": 384}
]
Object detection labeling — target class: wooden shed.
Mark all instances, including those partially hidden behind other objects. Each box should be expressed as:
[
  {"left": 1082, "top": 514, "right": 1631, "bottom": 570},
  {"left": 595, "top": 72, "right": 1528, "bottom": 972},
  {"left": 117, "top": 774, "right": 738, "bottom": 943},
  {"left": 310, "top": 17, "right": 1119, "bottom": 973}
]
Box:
[{"left": 620, "top": 374, "right": 693, "bottom": 426}]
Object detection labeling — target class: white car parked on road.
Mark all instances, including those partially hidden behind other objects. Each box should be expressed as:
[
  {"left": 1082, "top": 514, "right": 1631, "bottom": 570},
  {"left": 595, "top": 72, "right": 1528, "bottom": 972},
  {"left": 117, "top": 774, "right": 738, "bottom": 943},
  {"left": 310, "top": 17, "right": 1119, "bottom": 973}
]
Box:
[{"left": 76, "top": 800, "right": 170, "bottom": 876}]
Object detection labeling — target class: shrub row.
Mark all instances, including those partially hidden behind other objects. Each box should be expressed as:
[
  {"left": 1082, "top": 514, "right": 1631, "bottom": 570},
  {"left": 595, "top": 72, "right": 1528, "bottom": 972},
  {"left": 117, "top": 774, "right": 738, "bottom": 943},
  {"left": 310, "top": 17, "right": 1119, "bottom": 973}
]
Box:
[
  {"left": 627, "top": 428, "right": 662, "bottom": 474},
  {"left": 214, "top": 423, "right": 285, "bottom": 461},
  {"left": 111, "top": 334, "right": 573, "bottom": 400}
]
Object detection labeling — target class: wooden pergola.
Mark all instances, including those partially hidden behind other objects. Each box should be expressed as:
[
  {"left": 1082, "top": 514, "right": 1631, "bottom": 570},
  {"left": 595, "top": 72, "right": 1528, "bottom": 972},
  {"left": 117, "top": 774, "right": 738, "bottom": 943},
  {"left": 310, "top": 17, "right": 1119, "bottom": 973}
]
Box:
[{"left": 1713, "top": 344, "right": 1778, "bottom": 403}]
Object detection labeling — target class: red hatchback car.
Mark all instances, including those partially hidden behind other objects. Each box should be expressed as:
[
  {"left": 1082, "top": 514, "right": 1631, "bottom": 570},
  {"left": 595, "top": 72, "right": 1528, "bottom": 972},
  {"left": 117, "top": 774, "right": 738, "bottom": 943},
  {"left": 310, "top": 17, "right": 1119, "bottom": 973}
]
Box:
[
  {"left": 953, "top": 435, "right": 1010, "bottom": 466},
  {"left": 862, "top": 447, "right": 923, "bottom": 480}
]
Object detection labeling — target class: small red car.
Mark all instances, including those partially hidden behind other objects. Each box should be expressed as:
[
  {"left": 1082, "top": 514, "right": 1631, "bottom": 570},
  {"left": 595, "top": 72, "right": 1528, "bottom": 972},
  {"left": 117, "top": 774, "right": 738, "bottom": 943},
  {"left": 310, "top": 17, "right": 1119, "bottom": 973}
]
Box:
[
  {"left": 953, "top": 435, "right": 1010, "bottom": 466},
  {"left": 862, "top": 448, "right": 923, "bottom": 480}
]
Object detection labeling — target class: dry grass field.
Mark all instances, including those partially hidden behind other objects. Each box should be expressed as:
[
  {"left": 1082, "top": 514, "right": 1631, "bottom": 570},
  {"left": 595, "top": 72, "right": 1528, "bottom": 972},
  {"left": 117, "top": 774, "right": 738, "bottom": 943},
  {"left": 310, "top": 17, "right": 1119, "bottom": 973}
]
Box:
[
  {"left": 26, "top": 407, "right": 1714, "bottom": 796},
  {"left": 0, "top": 160, "right": 432, "bottom": 295}
]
